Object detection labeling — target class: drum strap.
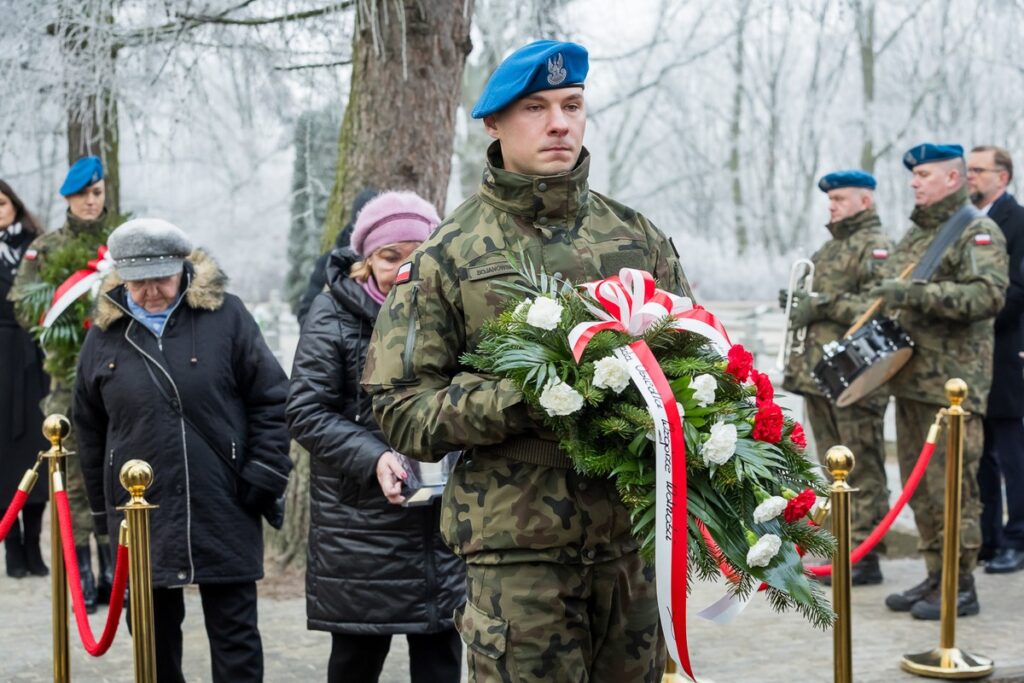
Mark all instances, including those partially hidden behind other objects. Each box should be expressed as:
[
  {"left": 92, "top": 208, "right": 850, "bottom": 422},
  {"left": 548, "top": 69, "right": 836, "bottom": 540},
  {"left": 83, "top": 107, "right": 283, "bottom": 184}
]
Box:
[{"left": 910, "top": 204, "right": 981, "bottom": 282}]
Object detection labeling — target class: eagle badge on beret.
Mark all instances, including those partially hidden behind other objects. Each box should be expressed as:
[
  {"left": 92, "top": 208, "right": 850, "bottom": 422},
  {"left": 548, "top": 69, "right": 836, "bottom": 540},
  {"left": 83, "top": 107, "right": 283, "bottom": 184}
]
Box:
[{"left": 547, "top": 53, "right": 567, "bottom": 86}]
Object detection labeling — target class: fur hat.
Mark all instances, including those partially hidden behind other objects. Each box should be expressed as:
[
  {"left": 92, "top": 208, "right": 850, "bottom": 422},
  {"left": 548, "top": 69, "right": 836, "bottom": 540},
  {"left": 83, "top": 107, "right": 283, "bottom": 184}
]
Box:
[{"left": 350, "top": 191, "right": 439, "bottom": 257}]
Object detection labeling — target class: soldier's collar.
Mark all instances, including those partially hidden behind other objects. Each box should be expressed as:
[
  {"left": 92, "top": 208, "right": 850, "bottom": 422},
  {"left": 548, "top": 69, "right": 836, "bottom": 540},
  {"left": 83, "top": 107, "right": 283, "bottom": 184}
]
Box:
[
  {"left": 826, "top": 206, "right": 880, "bottom": 239},
  {"left": 65, "top": 208, "right": 109, "bottom": 235},
  {"left": 910, "top": 186, "right": 970, "bottom": 230},
  {"left": 479, "top": 142, "right": 591, "bottom": 229}
]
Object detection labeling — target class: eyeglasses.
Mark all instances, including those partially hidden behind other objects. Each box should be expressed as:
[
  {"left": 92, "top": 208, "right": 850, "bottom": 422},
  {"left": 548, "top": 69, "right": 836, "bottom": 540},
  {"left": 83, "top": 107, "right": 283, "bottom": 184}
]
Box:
[{"left": 966, "top": 167, "right": 1003, "bottom": 176}]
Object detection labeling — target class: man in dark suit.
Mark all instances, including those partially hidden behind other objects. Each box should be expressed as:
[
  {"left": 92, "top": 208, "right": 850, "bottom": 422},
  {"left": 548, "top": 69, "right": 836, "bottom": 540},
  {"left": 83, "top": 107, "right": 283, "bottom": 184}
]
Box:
[{"left": 968, "top": 145, "right": 1024, "bottom": 573}]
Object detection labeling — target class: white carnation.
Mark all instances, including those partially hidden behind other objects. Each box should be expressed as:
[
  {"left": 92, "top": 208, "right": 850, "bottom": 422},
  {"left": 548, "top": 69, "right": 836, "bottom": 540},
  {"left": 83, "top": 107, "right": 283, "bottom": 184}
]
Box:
[
  {"left": 701, "top": 422, "right": 737, "bottom": 466},
  {"left": 525, "top": 296, "right": 563, "bottom": 330},
  {"left": 753, "top": 496, "right": 788, "bottom": 523},
  {"left": 513, "top": 298, "right": 533, "bottom": 318},
  {"left": 593, "top": 356, "right": 631, "bottom": 394},
  {"left": 691, "top": 373, "right": 717, "bottom": 407},
  {"left": 538, "top": 379, "right": 585, "bottom": 417},
  {"left": 746, "top": 533, "right": 782, "bottom": 568}
]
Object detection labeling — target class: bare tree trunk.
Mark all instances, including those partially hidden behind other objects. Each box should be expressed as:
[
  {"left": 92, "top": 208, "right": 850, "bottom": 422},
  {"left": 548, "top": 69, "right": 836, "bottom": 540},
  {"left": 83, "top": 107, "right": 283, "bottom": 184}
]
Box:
[
  {"left": 322, "top": 0, "right": 474, "bottom": 247},
  {"left": 729, "top": 0, "right": 750, "bottom": 254},
  {"left": 855, "top": 0, "right": 876, "bottom": 174},
  {"left": 264, "top": 442, "right": 310, "bottom": 568},
  {"left": 58, "top": 0, "right": 121, "bottom": 217}
]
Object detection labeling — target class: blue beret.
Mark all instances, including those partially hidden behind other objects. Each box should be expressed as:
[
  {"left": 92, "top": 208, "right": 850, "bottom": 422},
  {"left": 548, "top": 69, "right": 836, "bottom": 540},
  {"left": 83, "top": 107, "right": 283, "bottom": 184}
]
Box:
[
  {"left": 60, "top": 156, "right": 104, "bottom": 196},
  {"left": 903, "top": 143, "right": 963, "bottom": 170},
  {"left": 818, "top": 170, "right": 877, "bottom": 192},
  {"left": 471, "top": 40, "right": 588, "bottom": 119}
]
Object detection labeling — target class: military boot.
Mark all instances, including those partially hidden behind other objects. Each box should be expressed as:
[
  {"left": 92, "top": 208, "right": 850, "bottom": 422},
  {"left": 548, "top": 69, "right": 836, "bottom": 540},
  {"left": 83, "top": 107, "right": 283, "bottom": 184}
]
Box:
[
  {"left": 4, "top": 527, "right": 27, "bottom": 579},
  {"left": 96, "top": 542, "right": 113, "bottom": 605},
  {"left": 76, "top": 545, "right": 98, "bottom": 614},
  {"left": 818, "top": 552, "right": 884, "bottom": 587},
  {"left": 910, "top": 573, "right": 979, "bottom": 620},
  {"left": 885, "top": 571, "right": 939, "bottom": 612}
]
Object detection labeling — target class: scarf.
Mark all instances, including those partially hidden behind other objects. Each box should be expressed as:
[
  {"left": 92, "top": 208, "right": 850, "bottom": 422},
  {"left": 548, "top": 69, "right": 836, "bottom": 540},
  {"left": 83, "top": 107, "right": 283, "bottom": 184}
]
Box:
[
  {"left": 126, "top": 289, "right": 181, "bottom": 337},
  {"left": 0, "top": 221, "right": 24, "bottom": 267},
  {"left": 359, "top": 274, "right": 387, "bottom": 304}
]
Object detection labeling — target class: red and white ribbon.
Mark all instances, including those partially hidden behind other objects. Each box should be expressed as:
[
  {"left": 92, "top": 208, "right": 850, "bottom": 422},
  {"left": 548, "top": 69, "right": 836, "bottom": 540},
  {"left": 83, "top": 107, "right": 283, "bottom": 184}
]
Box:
[
  {"left": 568, "top": 268, "right": 730, "bottom": 361},
  {"left": 566, "top": 268, "right": 732, "bottom": 681},
  {"left": 41, "top": 245, "right": 115, "bottom": 328}
]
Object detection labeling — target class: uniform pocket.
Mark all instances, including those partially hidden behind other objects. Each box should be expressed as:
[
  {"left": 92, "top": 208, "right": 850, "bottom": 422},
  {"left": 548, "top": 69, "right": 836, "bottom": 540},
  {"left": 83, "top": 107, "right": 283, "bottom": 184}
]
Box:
[{"left": 456, "top": 601, "right": 508, "bottom": 659}]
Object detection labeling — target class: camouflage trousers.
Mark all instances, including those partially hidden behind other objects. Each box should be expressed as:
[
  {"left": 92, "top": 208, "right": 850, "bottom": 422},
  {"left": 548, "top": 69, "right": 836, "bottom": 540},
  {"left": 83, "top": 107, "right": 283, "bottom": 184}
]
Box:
[
  {"left": 457, "top": 554, "right": 665, "bottom": 683},
  {"left": 42, "top": 390, "right": 96, "bottom": 543},
  {"left": 804, "top": 393, "right": 890, "bottom": 552},
  {"left": 895, "top": 398, "right": 982, "bottom": 575}
]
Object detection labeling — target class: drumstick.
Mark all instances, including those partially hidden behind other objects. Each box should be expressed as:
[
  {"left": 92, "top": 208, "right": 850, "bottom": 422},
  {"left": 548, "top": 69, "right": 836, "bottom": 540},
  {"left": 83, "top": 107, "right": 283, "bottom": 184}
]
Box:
[{"left": 843, "top": 262, "right": 917, "bottom": 338}]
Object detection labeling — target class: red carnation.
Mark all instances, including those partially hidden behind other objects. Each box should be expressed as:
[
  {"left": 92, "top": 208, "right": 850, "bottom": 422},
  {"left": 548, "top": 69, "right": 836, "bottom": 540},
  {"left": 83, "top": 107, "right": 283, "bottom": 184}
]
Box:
[
  {"left": 751, "top": 369, "right": 774, "bottom": 403},
  {"left": 784, "top": 488, "right": 817, "bottom": 523},
  {"left": 790, "top": 422, "right": 807, "bottom": 450},
  {"left": 752, "top": 401, "right": 784, "bottom": 444},
  {"left": 726, "top": 344, "right": 754, "bottom": 383}
]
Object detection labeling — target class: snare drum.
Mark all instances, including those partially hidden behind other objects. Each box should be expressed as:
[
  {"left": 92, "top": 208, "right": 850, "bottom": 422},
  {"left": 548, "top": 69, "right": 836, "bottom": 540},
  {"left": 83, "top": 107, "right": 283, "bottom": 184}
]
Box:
[{"left": 812, "top": 318, "right": 914, "bottom": 407}]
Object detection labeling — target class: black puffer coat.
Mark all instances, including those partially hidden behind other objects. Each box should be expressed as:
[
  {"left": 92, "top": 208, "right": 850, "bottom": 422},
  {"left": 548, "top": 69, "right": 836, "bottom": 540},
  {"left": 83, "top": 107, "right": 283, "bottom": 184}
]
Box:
[
  {"left": 74, "top": 251, "right": 293, "bottom": 587},
  {"left": 287, "top": 248, "right": 464, "bottom": 635}
]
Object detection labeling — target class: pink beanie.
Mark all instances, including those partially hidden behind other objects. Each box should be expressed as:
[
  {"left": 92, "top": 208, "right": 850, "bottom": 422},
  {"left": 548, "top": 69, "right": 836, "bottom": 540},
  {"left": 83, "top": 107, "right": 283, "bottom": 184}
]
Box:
[{"left": 350, "top": 190, "right": 440, "bottom": 257}]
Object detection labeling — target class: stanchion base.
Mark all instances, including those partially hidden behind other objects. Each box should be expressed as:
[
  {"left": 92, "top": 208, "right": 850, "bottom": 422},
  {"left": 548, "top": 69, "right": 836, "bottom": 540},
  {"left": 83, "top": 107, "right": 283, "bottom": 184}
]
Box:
[{"left": 901, "top": 647, "right": 994, "bottom": 679}]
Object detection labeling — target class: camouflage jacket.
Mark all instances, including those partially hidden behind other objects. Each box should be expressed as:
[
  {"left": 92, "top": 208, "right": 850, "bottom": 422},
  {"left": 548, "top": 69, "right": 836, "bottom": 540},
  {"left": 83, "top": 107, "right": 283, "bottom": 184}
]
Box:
[
  {"left": 783, "top": 208, "right": 893, "bottom": 395},
  {"left": 8, "top": 209, "right": 109, "bottom": 398},
  {"left": 880, "top": 187, "right": 1008, "bottom": 413},
  {"left": 363, "top": 144, "right": 690, "bottom": 563}
]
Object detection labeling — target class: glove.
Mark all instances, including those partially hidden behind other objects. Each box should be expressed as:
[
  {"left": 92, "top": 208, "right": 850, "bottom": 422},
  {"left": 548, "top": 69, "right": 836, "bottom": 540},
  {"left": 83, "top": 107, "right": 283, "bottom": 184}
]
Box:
[
  {"left": 778, "top": 288, "right": 789, "bottom": 310},
  {"left": 239, "top": 481, "right": 286, "bottom": 529},
  {"left": 868, "top": 279, "right": 913, "bottom": 309},
  {"left": 788, "top": 291, "right": 829, "bottom": 329}
]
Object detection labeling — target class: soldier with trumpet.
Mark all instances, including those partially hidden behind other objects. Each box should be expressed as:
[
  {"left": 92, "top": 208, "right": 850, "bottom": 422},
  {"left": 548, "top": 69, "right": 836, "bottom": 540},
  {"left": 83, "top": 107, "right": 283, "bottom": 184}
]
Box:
[{"left": 779, "top": 169, "right": 893, "bottom": 585}]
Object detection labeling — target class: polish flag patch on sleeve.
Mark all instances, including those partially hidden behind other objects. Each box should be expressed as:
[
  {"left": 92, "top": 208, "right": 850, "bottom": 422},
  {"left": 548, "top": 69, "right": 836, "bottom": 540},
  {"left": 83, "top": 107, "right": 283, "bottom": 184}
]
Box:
[
  {"left": 974, "top": 234, "right": 992, "bottom": 246},
  {"left": 24, "top": 249, "right": 38, "bottom": 261},
  {"left": 872, "top": 248, "right": 889, "bottom": 260},
  {"left": 395, "top": 261, "right": 414, "bottom": 285}
]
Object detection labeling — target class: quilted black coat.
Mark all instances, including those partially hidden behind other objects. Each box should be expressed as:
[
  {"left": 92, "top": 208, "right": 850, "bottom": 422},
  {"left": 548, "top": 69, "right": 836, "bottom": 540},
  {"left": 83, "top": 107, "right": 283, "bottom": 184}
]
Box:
[{"left": 287, "top": 248, "right": 464, "bottom": 635}]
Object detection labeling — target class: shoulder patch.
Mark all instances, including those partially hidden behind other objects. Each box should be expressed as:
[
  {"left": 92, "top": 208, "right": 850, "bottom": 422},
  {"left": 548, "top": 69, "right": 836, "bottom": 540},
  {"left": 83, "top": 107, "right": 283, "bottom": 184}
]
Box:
[
  {"left": 24, "top": 249, "right": 38, "bottom": 261},
  {"left": 974, "top": 233, "right": 992, "bottom": 246},
  {"left": 871, "top": 248, "right": 889, "bottom": 260},
  {"left": 394, "top": 261, "right": 414, "bottom": 285}
]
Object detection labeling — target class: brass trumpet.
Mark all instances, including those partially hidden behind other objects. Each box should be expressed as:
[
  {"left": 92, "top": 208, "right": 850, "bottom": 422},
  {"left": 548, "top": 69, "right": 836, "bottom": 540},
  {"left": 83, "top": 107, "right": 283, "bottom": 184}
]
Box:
[{"left": 776, "top": 258, "right": 815, "bottom": 372}]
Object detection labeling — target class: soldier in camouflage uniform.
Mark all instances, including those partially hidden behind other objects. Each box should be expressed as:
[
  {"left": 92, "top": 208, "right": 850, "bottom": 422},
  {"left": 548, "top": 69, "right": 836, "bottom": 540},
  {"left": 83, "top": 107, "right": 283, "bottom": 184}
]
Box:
[
  {"left": 780, "top": 170, "right": 893, "bottom": 586},
  {"left": 872, "top": 144, "right": 1008, "bottom": 620},
  {"left": 7, "top": 156, "right": 113, "bottom": 613},
  {"left": 363, "top": 41, "right": 690, "bottom": 682}
]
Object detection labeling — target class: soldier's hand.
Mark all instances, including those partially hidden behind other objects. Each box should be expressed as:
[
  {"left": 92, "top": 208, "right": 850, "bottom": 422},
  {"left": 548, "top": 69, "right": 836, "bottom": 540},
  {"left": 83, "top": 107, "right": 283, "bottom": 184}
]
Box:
[
  {"left": 376, "top": 451, "right": 407, "bottom": 505},
  {"left": 868, "top": 279, "right": 911, "bottom": 308},
  {"left": 778, "top": 288, "right": 790, "bottom": 310},
  {"left": 788, "top": 291, "right": 828, "bottom": 328}
]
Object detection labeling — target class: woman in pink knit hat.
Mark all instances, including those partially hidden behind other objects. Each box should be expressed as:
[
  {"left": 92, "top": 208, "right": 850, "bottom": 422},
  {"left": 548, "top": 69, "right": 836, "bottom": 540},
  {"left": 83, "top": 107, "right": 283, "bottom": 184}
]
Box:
[{"left": 287, "top": 191, "right": 465, "bottom": 683}]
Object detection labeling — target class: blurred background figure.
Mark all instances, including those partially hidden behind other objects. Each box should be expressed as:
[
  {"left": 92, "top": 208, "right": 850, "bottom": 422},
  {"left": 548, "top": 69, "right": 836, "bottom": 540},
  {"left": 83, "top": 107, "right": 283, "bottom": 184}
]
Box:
[
  {"left": 287, "top": 191, "right": 465, "bottom": 683},
  {"left": 74, "top": 218, "right": 293, "bottom": 683},
  {"left": 0, "top": 179, "right": 50, "bottom": 579}
]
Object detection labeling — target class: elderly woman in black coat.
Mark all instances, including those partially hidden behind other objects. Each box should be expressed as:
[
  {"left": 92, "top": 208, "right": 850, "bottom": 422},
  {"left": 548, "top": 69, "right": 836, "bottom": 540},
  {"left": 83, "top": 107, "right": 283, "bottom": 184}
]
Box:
[
  {"left": 0, "top": 180, "right": 50, "bottom": 578},
  {"left": 287, "top": 191, "right": 465, "bottom": 683},
  {"left": 73, "top": 218, "right": 292, "bottom": 683}
]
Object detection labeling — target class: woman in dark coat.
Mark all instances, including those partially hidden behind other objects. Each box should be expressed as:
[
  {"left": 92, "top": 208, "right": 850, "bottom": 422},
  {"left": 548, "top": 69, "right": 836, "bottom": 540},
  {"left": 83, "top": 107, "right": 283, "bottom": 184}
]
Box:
[
  {"left": 287, "top": 191, "right": 465, "bottom": 683},
  {"left": 73, "top": 218, "right": 293, "bottom": 683},
  {"left": 0, "top": 180, "right": 50, "bottom": 578}
]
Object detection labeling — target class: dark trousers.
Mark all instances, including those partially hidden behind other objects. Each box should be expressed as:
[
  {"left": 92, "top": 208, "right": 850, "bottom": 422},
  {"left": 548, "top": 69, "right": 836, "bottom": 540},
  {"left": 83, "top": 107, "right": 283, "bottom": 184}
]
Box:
[
  {"left": 979, "top": 417, "right": 1024, "bottom": 551},
  {"left": 327, "top": 629, "right": 462, "bottom": 683},
  {"left": 134, "top": 581, "right": 262, "bottom": 683}
]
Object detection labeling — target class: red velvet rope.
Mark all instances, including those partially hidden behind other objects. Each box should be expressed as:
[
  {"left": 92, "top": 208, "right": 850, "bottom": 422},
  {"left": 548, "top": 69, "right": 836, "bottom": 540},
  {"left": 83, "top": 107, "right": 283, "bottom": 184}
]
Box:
[
  {"left": 54, "top": 489, "right": 130, "bottom": 656},
  {"left": 809, "top": 439, "right": 936, "bottom": 576},
  {"left": 0, "top": 489, "right": 29, "bottom": 543}
]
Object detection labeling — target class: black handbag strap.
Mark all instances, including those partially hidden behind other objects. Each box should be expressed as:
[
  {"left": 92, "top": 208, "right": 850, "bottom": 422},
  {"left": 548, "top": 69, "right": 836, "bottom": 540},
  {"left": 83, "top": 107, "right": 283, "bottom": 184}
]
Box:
[{"left": 910, "top": 204, "right": 980, "bottom": 282}]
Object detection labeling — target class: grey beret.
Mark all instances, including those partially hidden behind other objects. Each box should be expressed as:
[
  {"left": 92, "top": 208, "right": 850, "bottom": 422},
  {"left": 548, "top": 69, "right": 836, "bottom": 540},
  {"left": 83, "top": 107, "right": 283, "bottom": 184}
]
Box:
[{"left": 108, "top": 218, "right": 193, "bottom": 281}]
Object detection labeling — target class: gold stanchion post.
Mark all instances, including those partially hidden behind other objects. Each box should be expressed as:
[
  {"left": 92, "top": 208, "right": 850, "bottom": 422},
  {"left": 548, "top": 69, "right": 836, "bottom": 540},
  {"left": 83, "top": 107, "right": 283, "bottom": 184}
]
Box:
[
  {"left": 902, "top": 378, "right": 993, "bottom": 678},
  {"left": 118, "top": 460, "right": 158, "bottom": 683},
  {"left": 40, "top": 415, "right": 71, "bottom": 683},
  {"left": 826, "top": 445, "right": 856, "bottom": 683}
]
